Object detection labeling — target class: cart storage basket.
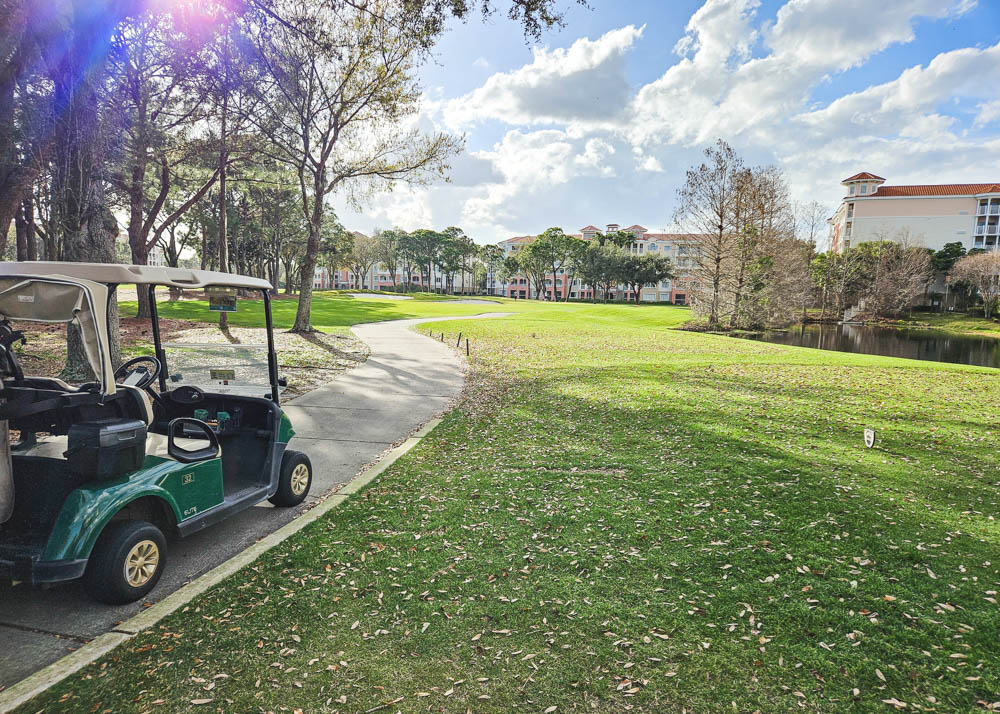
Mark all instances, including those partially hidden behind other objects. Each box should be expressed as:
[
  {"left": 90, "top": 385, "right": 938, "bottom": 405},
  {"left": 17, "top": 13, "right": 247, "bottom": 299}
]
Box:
[{"left": 66, "top": 419, "right": 147, "bottom": 480}]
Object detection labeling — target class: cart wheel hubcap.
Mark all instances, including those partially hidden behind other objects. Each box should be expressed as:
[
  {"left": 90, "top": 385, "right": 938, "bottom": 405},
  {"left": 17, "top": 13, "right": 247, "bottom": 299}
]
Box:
[
  {"left": 124, "top": 540, "right": 159, "bottom": 588},
  {"left": 290, "top": 463, "right": 310, "bottom": 495}
]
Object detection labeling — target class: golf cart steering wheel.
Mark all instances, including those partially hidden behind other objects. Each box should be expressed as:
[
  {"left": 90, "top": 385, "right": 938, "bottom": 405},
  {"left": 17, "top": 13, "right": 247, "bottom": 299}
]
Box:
[{"left": 114, "top": 355, "right": 162, "bottom": 390}]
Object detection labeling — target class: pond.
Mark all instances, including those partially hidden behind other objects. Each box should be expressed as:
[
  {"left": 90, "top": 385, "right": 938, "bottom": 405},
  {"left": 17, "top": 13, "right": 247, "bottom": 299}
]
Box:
[{"left": 738, "top": 323, "right": 1000, "bottom": 369}]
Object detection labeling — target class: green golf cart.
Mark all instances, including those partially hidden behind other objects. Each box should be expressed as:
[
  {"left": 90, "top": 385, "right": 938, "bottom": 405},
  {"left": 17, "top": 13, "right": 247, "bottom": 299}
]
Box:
[{"left": 0, "top": 263, "right": 312, "bottom": 604}]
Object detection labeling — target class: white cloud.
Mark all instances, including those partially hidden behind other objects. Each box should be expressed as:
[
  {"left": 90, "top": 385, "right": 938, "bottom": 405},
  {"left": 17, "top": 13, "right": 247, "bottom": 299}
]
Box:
[
  {"left": 443, "top": 25, "right": 643, "bottom": 128},
  {"left": 340, "top": 1, "right": 999, "bottom": 245},
  {"left": 639, "top": 156, "right": 664, "bottom": 172},
  {"left": 974, "top": 99, "right": 1000, "bottom": 127},
  {"left": 629, "top": 0, "right": 974, "bottom": 148},
  {"left": 795, "top": 42, "right": 1000, "bottom": 140},
  {"left": 573, "top": 138, "right": 616, "bottom": 176}
]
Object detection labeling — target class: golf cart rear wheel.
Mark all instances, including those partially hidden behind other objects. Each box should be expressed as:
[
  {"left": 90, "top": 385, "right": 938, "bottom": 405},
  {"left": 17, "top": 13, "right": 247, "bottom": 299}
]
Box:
[
  {"left": 270, "top": 450, "right": 312, "bottom": 507},
  {"left": 84, "top": 521, "right": 167, "bottom": 605}
]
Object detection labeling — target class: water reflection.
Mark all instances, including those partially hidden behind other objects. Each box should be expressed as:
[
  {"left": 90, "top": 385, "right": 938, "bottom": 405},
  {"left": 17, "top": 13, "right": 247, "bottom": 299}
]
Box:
[{"left": 739, "top": 323, "right": 1000, "bottom": 369}]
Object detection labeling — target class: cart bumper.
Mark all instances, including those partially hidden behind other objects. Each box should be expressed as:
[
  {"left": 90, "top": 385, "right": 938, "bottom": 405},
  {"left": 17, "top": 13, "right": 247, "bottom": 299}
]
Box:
[{"left": 0, "top": 556, "right": 87, "bottom": 585}]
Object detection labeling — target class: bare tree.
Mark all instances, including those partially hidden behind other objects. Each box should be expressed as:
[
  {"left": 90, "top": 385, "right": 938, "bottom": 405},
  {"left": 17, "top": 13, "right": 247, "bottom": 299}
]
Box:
[
  {"left": 674, "top": 140, "right": 744, "bottom": 328},
  {"left": 797, "top": 199, "right": 830, "bottom": 250},
  {"left": 854, "top": 229, "right": 932, "bottom": 318},
  {"left": 951, "top": 252, "right": 1000, "bottom": 319}
]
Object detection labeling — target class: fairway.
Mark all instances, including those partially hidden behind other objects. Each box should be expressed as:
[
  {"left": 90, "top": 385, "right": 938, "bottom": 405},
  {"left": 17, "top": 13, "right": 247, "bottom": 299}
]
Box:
[
  {"left": 21, "top": 301, "right": 1000, "bottom": 713},
  {"left": 141, "top": 291, "right": 528, "bottom": 331}
]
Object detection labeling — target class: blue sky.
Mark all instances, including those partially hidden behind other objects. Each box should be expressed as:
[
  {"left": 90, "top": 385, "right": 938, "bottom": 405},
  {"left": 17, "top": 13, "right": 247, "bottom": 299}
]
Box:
[{"left": 332, "top": 0, "right": 1000, "bottom": 246}]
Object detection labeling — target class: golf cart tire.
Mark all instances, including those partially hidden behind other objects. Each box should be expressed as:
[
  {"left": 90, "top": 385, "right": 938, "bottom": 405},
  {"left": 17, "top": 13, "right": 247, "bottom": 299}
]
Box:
[
  {"left": 84, "top": 520, "right": 167, "bottom": 605},
  {"left": 270, "top": 450, "right": 312, "bottom": 507}
]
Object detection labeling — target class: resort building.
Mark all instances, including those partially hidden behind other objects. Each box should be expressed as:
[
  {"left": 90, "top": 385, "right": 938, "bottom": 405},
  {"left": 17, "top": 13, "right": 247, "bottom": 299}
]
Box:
[
  {"left": 497, "top": 224, "right": 698, "bottom": 303},
  {"left": 829, "top": 172, "right": 1000, "bottom": 253}
]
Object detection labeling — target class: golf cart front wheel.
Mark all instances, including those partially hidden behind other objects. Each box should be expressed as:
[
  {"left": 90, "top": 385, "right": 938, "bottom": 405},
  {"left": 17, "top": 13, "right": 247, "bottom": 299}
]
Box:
[
  {"left": 270, "top": 450, "right": 312, "bottom": 507},
  {"left": 84, "top": 520, "right": 167, "bottom": 605}
]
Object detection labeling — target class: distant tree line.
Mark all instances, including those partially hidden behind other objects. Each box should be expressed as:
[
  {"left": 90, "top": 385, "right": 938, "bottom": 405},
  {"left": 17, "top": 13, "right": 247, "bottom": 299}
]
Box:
[
  {"left": 332, "top": 227, "right": 496, "bottom": 295},
  {"left": 809, "top": 235, "right": 1000, "bottom": 322}
]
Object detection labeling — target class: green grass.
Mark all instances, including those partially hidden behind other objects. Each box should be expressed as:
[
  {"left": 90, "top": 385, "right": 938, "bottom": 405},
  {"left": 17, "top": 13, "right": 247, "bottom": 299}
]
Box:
[
  {"left": 140, "top": 291, "right": 516, "bottom": 330},
  {"left": 325, "top": 289, "right": 479, "bottom": 301},
  {"left": 19, "top": 302, "right": 1000, "bottom": 713},
  {"left": 899, "top": 312, "right": 1000, "bottom": 338},
  {"left": 129, "top": 290, "right": 689, "bottom": 332}
]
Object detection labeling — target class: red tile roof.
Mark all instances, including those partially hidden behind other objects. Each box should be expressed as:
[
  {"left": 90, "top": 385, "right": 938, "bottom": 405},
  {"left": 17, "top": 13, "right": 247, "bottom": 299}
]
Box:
[
  {"left": 625, "top": 224, "right": 648, "bottom": 231},
  {"left": 869, "top": 183, "right": 1000, "bottom": 197},
  {"left": 579, "top": 225, "right": 600, "bottom": 232},
  {"left": 842, "top": 172, "right": 886, "bottom": 183}
]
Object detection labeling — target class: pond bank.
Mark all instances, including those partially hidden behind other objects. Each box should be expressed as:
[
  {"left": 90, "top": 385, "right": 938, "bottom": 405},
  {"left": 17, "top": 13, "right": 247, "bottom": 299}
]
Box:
[{"left": 735, "top": 321, "right": 1000, "bottom": 368}]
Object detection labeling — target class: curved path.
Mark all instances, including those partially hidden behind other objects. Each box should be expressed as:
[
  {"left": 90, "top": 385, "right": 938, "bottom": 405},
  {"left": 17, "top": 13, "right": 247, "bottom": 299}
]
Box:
[{"left": 0, "top": 313, "right": 510, "bottom": 690}]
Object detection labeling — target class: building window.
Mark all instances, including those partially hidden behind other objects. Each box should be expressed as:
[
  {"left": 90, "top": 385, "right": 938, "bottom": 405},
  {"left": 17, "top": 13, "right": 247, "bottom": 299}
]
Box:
[
  {"left": 859, "top": 184, "right": 868, "bottom": 195},
  {"left": 847, "top": 203, "right": 854, "bottom": 218},
  {"left": 849, "top": 185, "right": 855, "bottom": 195}
]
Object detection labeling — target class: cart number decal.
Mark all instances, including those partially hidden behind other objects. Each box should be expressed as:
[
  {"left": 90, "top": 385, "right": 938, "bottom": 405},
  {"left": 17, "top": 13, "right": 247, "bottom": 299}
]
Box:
[
  {"left": 182, "top": 473, "right": 194, "bottom": 485},
  {"left": 183, "top": 506, "right": 198, "bottom": 517}
]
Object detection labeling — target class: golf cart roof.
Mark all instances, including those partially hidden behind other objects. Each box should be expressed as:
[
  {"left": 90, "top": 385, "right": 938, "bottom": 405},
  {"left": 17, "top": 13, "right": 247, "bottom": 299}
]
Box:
[{"left": 0, "top": 262, "right": 272, "bottom": 291}]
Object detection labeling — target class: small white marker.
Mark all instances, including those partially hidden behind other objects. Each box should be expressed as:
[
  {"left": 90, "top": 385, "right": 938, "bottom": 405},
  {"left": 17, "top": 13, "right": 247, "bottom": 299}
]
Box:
[{"left": 864, "top": 428, "right": 876, "bottom": 448}]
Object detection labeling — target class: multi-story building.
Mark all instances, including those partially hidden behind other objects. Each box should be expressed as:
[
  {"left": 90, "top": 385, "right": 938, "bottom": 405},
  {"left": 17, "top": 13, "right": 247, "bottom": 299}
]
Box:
[
  {"left": 497, "top": 224, "right": 698, "bottom": 304},
  {"left": 829, "top": 172, "right": 1000, "bottom": 253}
]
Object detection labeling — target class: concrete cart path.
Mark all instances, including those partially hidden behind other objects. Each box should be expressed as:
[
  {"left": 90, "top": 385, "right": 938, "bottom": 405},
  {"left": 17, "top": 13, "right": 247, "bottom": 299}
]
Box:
[{"left": 0, "top": 313, "right": 509, "bottom": 691}]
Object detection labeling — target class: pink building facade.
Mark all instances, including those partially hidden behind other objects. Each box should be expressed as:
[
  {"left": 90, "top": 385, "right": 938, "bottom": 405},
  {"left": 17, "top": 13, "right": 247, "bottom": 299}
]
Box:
[
  {"left": 830, "top": 172, "right": 1000, "bottom": 254},
  {"left": 498, "top": 224, "right": 697, "bottom": 303}
]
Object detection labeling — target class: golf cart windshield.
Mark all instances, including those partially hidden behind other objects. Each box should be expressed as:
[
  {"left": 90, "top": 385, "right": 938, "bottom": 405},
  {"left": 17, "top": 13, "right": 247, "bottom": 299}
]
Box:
[{"left": 157, "top": 288, "right": 280, "bottom": 399}]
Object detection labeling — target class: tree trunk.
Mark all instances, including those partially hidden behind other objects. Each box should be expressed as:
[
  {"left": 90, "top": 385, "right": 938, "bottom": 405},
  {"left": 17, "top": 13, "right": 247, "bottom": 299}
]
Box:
[
  {"left": 292, "top": 182, "right": 323, "bottom": 332},
  {"left": 52, "top": 36, "right": 121, "bottom": 377},
  {"left": 200, "top": 222, "right": 207, "bottom": 270},
  {"left": 24, "top": 194, "right": 36, "bottom": 260},
  {"left": 14, "top": 203, "right": 28, "bottom": 261},
  {"left": 217, "top": 97, "right": 229, "bottom": 329}
]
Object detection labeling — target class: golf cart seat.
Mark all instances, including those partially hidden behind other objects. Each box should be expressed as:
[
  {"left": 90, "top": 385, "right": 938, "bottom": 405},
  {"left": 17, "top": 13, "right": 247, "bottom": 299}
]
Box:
[{"left": 116, "top": 384, "right": 154, "bottom": 426}]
